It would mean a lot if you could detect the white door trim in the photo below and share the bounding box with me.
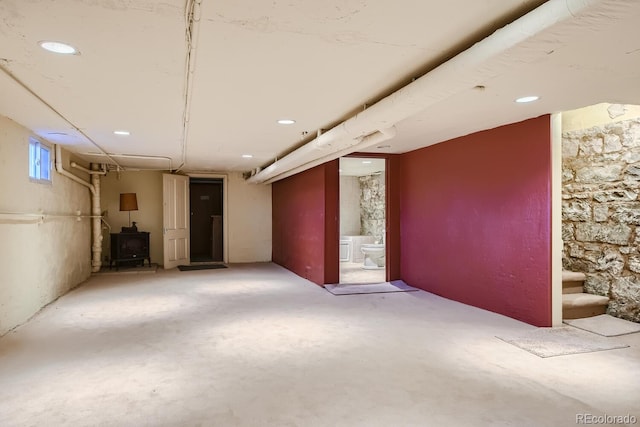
[551,113,563,326]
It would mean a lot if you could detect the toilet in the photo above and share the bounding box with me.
[340,235,376,263]
[361,244,385,269]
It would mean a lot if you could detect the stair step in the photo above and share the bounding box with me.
[562,292,609,320]
[562,293,609,307]
[562,270,586,283]
[563,285,584,294]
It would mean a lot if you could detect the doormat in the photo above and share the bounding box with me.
[324,280,419,295]
[178,264,228,271]
[496,326,629,358]
[564,314,640,337]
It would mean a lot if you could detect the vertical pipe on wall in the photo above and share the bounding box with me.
[90,163,102,273]
[55,145,102,273]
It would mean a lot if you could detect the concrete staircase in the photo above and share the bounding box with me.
[562,271,609,319]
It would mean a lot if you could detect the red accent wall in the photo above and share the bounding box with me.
[272,161,339,285]
[399,116,552,326]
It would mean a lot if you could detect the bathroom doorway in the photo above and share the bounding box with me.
[339,157,387,284]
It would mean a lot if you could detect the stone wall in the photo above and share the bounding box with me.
[563,117,640,322]
[359,173,385,241]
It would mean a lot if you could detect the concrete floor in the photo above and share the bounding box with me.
[0,262,638,427]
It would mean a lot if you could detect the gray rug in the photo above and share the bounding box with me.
[178,264,227,271]
[564,314,640,337]
[497,326,629,358]
[324,280,419,295]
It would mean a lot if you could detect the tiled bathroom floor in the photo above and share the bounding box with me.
[339,261,385,284]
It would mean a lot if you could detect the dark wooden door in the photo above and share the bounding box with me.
[189,181,223,261]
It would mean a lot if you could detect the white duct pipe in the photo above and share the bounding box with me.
[247,123,353,183]
[55,145,102,272]
[247,0,613,184]
[263,127,397,184]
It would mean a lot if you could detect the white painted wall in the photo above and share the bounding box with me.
[100,171,272,265]
[100,170,164,266]
[562,103,640,132]
[227,172,272,262]
[340,176,360,236]
[0,115,91,335]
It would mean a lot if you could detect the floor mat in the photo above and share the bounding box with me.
[496,326,629,358]
[324,280,419,295]
[178,264,228,271]
[564,314,640,337]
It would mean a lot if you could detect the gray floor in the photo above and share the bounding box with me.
[1,263,638,427]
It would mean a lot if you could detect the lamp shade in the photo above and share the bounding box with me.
[119,193,138,211]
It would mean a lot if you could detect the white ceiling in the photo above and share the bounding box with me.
[1,0,640,177]
[340,157,385,177]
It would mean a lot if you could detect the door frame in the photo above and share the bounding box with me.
[187,173,229,264]
[551,113,563,326]
[341,152,401,282]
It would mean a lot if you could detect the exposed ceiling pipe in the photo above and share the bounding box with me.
[0,63,123,170]
[71,162,107,175]
[247,0,619,184]
[55,145,96,196]
[175,0,202,173]
[81,152,173,170]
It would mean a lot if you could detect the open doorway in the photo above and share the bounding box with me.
[339,157,386,284]
[558,103,640,325]
[189,178,224,263]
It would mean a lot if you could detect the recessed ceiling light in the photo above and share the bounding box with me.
[277,119,296,125]
[362,160,372,164]
[39,41,78,55]
[113,130,130,136]
[515,95,540,103]
[376,144,391,149]
[242,154,253,158]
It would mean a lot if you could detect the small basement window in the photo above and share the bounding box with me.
[29,138,51,183]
